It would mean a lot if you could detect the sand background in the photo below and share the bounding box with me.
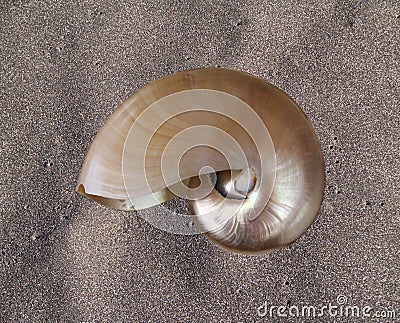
[1,0,399,321]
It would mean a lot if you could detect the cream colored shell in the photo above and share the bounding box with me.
[77,68,325,255]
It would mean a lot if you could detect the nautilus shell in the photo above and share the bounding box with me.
[77,68,324,255]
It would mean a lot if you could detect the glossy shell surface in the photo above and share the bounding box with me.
[77,68,325,254]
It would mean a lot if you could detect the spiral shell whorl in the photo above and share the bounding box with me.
[76,68,324,255]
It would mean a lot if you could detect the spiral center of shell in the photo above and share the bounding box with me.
[215,167,256,200]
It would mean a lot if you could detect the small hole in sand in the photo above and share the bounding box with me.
[44,160,54,167]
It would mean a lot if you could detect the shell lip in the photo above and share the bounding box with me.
[76,184,135,211]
